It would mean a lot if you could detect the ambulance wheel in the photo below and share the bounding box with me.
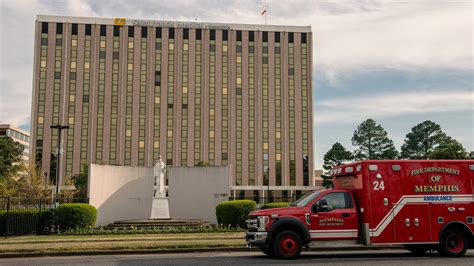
[438,229,468,257]
[259,247,275,257]
[272,230,302,259]
[404,244,430,255]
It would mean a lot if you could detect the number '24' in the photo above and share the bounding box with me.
[373,180,385,191]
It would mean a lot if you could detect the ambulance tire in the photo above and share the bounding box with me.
[438,229,468,257]
[404,244,430,255]
[259,247,275,257]
[272,230,303,259]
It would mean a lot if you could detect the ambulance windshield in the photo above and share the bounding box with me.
[290,190,323,207]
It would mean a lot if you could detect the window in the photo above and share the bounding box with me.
[72,24,78,35]
[210,30,215,40]
[236,30,242,41]
[249,31,254,42]
[169,28,174,39]
[85,24,91,35]
[183,28,189,39]
[56,23,63,34]
[100,25,106,36]
[223,30,228,41]
[156,27,162,38]
[196,29,201,40]
[289,32,294,43]
[275,32,280,43]
[113,26,120,36]
[315,192,354,211]
[42,22,48,34]
[128,27,134,37]
[262,31,268,42]
[302,33,307,43]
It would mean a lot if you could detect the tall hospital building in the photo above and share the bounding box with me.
[31,15,314,197]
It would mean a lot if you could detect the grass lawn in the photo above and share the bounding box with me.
[0,232,247,254]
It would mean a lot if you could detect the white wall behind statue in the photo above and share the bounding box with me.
[168,166,230,224]
[88,164,154,226]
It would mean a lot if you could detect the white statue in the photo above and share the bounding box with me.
[153,155,166,197]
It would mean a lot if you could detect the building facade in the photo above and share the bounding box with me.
[0,124,30,163]
[31,15,314,197]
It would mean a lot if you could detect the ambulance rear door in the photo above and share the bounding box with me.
[366,162,395,244]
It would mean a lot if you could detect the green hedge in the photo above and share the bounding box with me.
[216,200,256,228]
[260,202,290,209]
[0,209,54,236]
[61,225,244,235]
[55,203,97,230]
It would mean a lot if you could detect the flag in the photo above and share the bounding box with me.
[261,9,266,16]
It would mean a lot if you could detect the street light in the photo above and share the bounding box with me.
[49,124,69,197]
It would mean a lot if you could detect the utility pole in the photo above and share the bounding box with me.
[50,124,69,197]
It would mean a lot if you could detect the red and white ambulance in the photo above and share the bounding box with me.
[245,160,474,259]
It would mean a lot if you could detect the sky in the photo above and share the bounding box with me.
[0,0,473,169]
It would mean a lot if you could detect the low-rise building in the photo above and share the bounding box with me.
[0,124,30,162]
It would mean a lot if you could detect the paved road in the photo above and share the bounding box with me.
[1,250,473,265]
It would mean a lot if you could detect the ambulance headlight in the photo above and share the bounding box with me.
[257,216,269,231]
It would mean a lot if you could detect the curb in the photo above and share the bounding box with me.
[0,246,406,258]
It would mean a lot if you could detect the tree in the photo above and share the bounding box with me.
[351,119,398,160]
[16,159,52,199]
[400,120,447,159]
[0,136,24,178]
[321,143,354,188]
[71,165,88,198]
[429,137,469,159]
[195,161,210,167]
[0,175,21,197]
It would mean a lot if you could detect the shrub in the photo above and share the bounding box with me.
[0,209,53,236]
[55,203,97,230]
[261,202,290,210]
[61,225,245,235]
[216,200,256,228]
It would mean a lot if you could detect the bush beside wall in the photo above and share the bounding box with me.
[54,203,97,230]
[216,200,256,228]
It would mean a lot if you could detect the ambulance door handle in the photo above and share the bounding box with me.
[342,213,350,218]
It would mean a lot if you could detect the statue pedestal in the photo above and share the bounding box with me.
[150,195,170,219]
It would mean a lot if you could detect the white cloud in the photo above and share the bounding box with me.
[315,90,474,124]
[0,0,472,130]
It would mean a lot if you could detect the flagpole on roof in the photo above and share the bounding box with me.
[261,4,268,25]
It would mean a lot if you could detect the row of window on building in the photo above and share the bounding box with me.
[0,129,30,143]
[41,22,308,43]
